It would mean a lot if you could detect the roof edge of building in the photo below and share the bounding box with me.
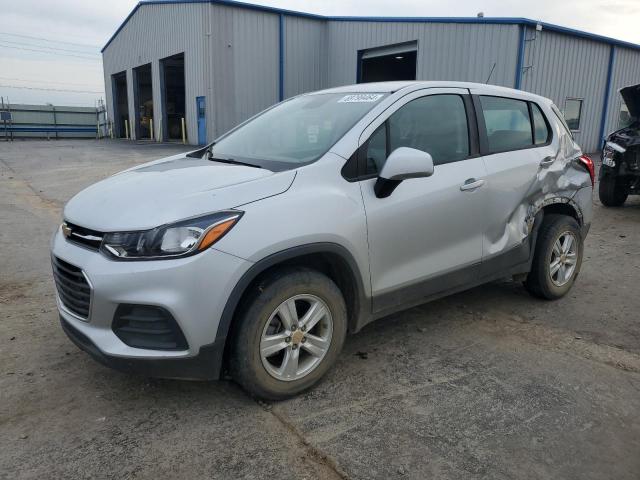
[101,0,640,54]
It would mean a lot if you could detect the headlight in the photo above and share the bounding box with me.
[602,148,616,168]
[100,210,243,260]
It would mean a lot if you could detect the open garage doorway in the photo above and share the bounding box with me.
[160,53,186,141]
[133,63,153,140]
[112,71,129,138]
[359,41,417,83]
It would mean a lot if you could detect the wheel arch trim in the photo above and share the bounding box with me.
[212,242,371,378]
[528,196,584,226]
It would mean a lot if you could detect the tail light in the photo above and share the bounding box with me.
[578,154,595,187]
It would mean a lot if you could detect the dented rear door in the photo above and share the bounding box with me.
[472,92,560,263]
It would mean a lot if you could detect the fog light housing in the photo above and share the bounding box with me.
[112,304,188,351]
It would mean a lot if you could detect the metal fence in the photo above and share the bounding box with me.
[0,102,108,140]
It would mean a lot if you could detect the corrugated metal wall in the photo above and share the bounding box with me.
[326,22,519,88]
[102,3,640,149]
[604,46,640,137]
[283,16,328,98]
[520,27,611,152]
[102,3,207,143]
[206,4,280,137]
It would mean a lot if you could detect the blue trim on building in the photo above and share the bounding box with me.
[101,0,640,53]
[514,25,526,89]
[279,13,284,101]
[598,45,616,146]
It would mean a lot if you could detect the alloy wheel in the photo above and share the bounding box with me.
[260,294,333,381]
[549,231,578,287]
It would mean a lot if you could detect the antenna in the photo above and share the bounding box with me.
[485,62,496,84]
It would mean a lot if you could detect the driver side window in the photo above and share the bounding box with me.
[364,94,470,175]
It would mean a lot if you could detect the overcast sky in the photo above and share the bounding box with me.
[1,0,639,107]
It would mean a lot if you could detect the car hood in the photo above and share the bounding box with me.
[620,83,640,121]
[63,154,296,231]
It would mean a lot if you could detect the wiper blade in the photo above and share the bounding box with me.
[210,156,262,169]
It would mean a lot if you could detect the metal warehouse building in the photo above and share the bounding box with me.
[102,0,640,152]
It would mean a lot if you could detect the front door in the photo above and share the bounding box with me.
[196,96,206,145]
[358,89,487,314]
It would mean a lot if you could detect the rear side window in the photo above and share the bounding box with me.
[531,103,551,145]
[480,96,532,153]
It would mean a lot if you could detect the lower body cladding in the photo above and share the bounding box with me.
[51,228,251,380]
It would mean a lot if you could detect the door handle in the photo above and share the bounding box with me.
[539,155,556,166]
[460,178,485,191]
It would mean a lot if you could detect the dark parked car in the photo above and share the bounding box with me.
[600,83,640,206]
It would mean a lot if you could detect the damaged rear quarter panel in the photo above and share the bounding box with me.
[482,103,591,259]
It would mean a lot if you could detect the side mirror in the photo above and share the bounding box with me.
[374,147,434,198]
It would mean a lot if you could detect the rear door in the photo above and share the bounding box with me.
[357,88,488,314]
[470,91,556,267]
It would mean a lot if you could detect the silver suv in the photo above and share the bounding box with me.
[51,82,594,399]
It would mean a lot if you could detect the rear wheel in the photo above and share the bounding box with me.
[599,173,628,207]
[231,268,347,400]
[525,214,583,300]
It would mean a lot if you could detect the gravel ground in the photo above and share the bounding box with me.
[1,139,639,480]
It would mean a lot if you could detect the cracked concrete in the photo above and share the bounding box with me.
[1,140,639,479]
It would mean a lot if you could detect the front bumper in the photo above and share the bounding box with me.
[51,226,252,379]
[60,315,226,379]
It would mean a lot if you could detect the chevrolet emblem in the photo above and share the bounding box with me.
[61,223,72,238]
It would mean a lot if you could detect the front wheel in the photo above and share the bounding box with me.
[230,268,347,400]
[525,214,583,300]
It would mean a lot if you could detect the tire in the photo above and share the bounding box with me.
[524,214,583,300]
[230,267,347,400]
[599,173,628,207]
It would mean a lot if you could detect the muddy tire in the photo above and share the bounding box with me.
[230,268,347,400]
[599,173,627,207]
[525,214,583,300]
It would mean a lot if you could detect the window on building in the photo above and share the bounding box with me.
[531,103,551,145]
[364,94,470,174]
[564,98,583,131]
[480,96,532,153]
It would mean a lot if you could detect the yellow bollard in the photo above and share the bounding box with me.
[124,119,129,140]
[181,117,186,144]
[150,118,154,141]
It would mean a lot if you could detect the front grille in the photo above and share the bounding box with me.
[113,304,188,350]
[63,222,103,251]
[52,256,91,319]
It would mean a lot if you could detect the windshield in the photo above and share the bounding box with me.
[211,93,387,169]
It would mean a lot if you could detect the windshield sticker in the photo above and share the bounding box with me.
[338,94,384,103]
[307,125,320,144]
